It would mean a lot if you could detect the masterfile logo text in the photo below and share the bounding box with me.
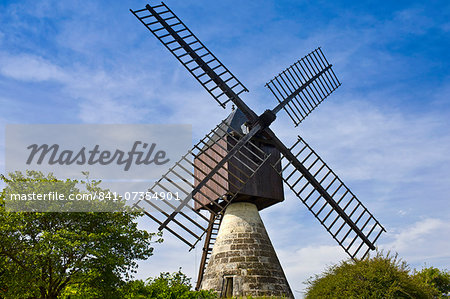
[6,124,191,180]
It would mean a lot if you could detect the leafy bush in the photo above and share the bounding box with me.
[119,270,217,299]
[413,267,450,298]
[305,252,439,298]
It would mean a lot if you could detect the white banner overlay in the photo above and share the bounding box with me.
[4,124,192,212]
[6,124,191,180]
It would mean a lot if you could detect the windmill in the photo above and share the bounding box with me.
[130,2,385,298]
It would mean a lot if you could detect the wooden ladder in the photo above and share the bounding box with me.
[195,212,223,290]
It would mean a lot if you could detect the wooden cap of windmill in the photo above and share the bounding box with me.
[201,201,294,298]
[193,108,285,212]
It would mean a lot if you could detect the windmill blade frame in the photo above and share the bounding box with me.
[133,119,270,249]
[266,48,341,126]
[130,3,249,110]
[271,135,386,259]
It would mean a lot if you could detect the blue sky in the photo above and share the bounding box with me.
[1,0,449,297]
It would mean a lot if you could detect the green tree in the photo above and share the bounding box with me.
[413,267,450,298]
[0,171,162,299]
[304,252,438,298]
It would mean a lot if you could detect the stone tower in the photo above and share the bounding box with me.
[201,202,293,298]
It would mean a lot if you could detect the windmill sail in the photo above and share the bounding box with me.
[133,120,270,249]
[266,48,341,126]
[272,136,385,259]
[131,3,248,108]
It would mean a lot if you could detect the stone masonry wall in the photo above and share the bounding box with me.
[201,202,293,298]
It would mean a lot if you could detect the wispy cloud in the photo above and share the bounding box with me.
[299,99,450,184]
[384,218,446,252]
[0,53,68,82]
[0,51,159,123]
[279,245,347,295]
[380,217,450,266]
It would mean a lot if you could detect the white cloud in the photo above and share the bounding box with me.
[0,49,226,126]
[299,100,450,184]
[380,217,450,264]
[384,218,445,252]
[0,53,68,82]
[0,52,161,123]
[278,245,347,295]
